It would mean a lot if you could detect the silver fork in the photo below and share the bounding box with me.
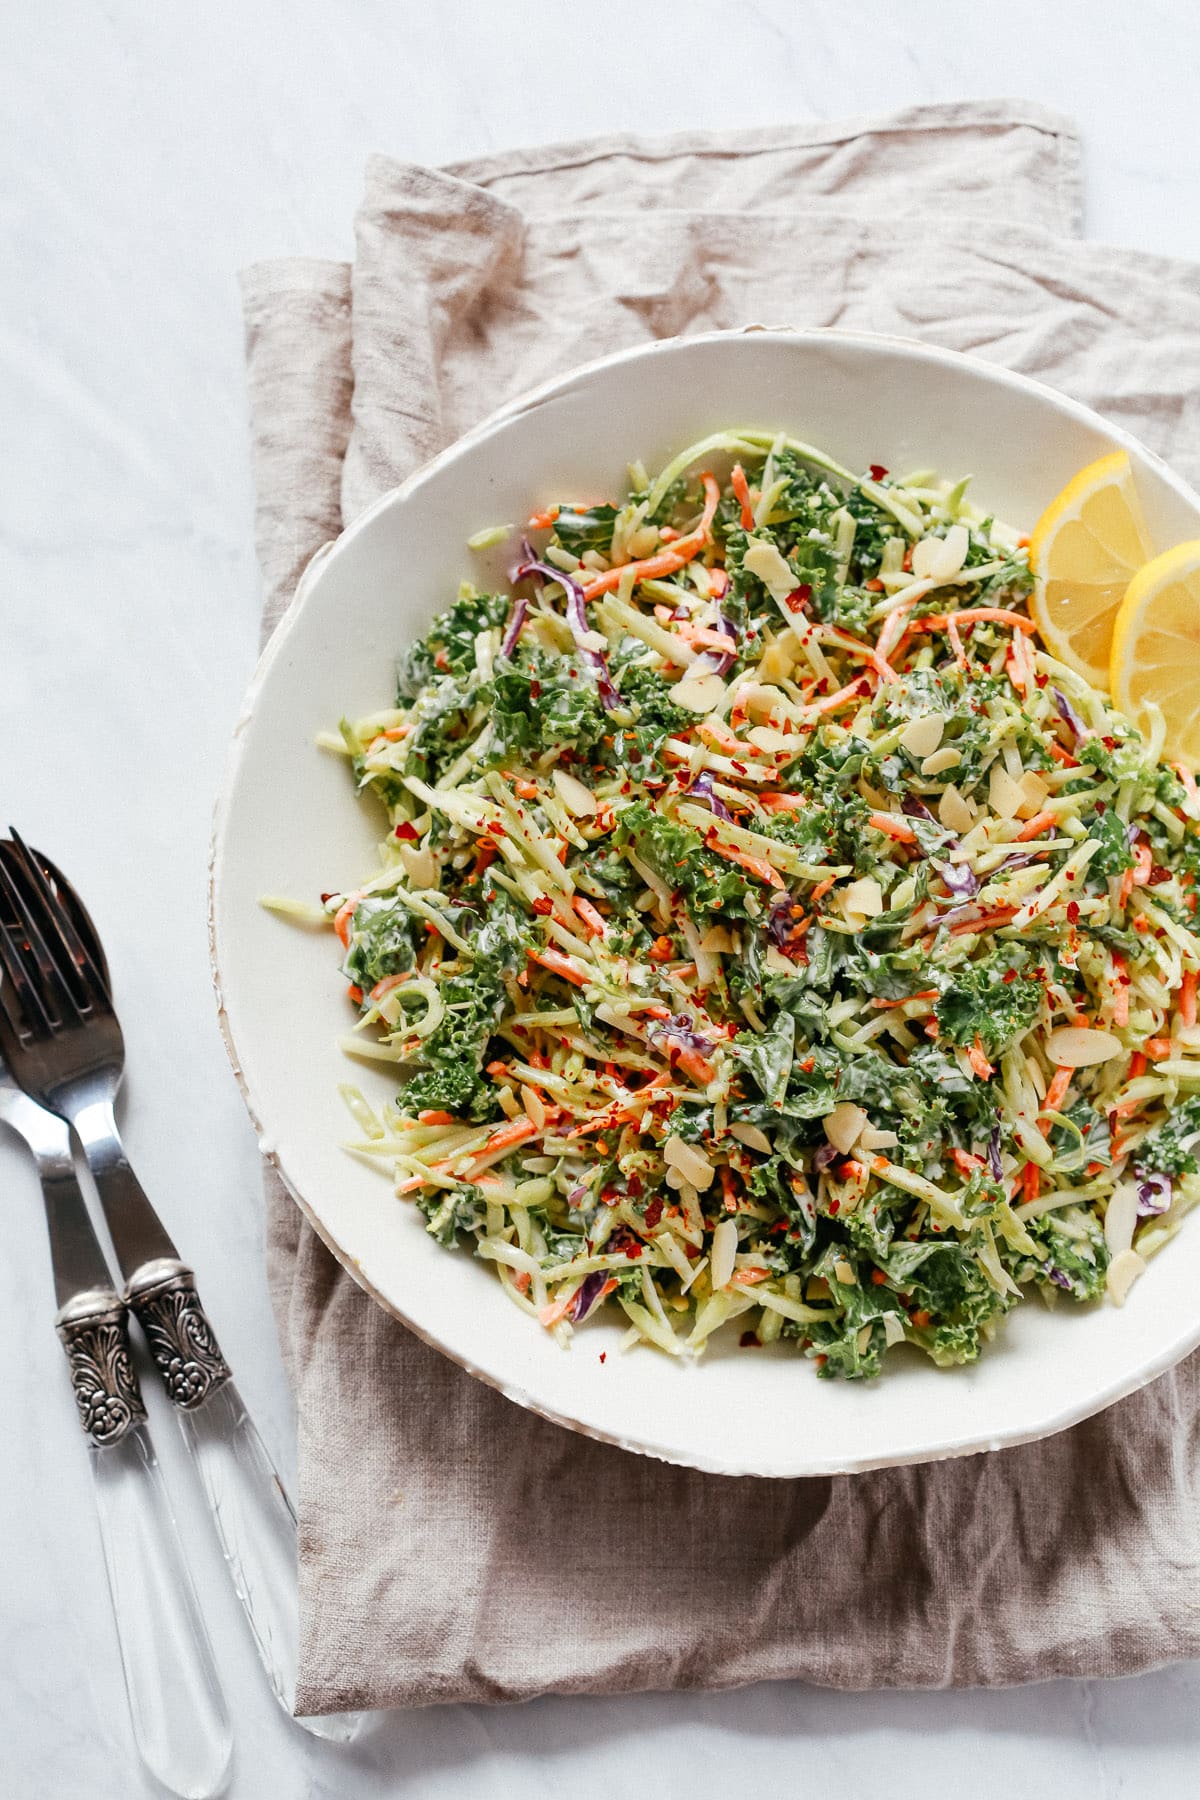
[1,1034,231,1796]
[0,833,358,1741]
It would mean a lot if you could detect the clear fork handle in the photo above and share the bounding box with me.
[89,1423,233,1799]
[174,1379,362,1742]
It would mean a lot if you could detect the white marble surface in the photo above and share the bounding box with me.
[2,2,1200,1794]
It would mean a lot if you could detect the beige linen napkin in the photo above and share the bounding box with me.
[240,103,1200,1716]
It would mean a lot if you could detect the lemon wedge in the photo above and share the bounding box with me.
[1028,450,1151,689]
[1110,540,1200,767]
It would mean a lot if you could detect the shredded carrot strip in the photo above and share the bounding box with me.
[572,896,607,937]
[582,472,720,600]
[676,1047,716,1086]
[949,905,1018,936]
[966,1036,994,1079]
[474,1117,540,1158]
[1174,762,1200,805]
[1181,970,1198,1029]
[1016,810,1057,841]
[1145,1038,1174,1060]
[369,972,411,1001]
[1022,1162,1041,1204]
[526,507,559,529]
[757,793,807,814]
[333,891,364,947]
[730,462,756,530]
[729,1268,769,1287]
[417,1110,457,1126]
[1047,739,1079,768]
[868,811,918,844]
[1039,1066,1072,1133]
[812,675,875,715]
[1133,842,1153,887]
[706,837,786,888]
[527,946,591,987]
[826,624,899,686]
[911,607,1039,635]
[1111,953,1130,1028]
[1128,1052,1147,1080]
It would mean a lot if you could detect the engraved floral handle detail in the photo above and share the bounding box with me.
[55,1288,146,1446]
[125,1259,231,1409]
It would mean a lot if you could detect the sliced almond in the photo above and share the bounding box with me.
[899,713,944,759]
[729,1121,772,1154]
[398,842,436,889]
[842,877,884,922]
[1044,1026,1124,1068]
[520,1085,547,1131]
[747,724,793,753]
[823,1101,867,1155]
[710,1218,739,1290]
[1016,771,1050,818]
[858,1125,900,1150]
[1106,1247,1146,1307]
[912,523,969,583]
[672,672,728,714]
[758,632,797,682]
[989,764,1024,821]
[552,768,597,817]
[890,877,917,911]
[921,746,962,778]
[743,539,797,604]
[663,1134,715,1190]
[883,1310,906,1346]
[833,1258,857,1286]
[938,784,975,834]
[698,924,737,954]
[1104,1181,1138,1256]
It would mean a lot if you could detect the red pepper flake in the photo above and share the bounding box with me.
[870,1269,888,1286]
[786,584,813,612]
[869,464,888,481]
[1066,900,1080,923]
[347,984,363,1005]
[529,680,541,699]
[827,1197,840,1215]
[1102,736,1117,750]
[1002,968,1017,984]
[434,648,450,670]
[423,920,437,935]
[531,895,553,916]
[815,1353,828,1368]
[393,821,419,842]
[1095,800,1106,814]
[1034,673,1048,688]
[739,1330,761,1348]
[599,1351,607,1364]
[644,1197,664,1229]
[320,891,335,903]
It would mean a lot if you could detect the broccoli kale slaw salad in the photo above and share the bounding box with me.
[283,429,1200,1381]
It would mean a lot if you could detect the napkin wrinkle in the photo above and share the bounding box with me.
[239,103,1200,1713]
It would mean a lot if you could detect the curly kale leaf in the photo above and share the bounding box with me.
[1085,807,1135,878]
[417,1183,489,1246]
[550,503,619,556]
[397,589,510,698]
[935,951,1043,1058]
[1132,1096,1200,1177]
[489,650,608,759]
[343,899,419,991]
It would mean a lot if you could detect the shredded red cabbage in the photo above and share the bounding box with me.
[500,596,528,658]
[689,612,738,679]
[1135,1172,1172,1216]
[987,1128,1003,1180]
[688,769,733,822]
[648,1013,715,1056]
[1052,688,1090,740]
[934,858,980,899]
[515,555,619,711]
[568,1270,612,1322]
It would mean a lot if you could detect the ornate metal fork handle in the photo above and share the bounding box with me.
[124,1258,232,1410]
[54,1284,147,1445]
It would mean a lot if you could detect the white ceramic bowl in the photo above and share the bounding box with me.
[211,328,1200,1478]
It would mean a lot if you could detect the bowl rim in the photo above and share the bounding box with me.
[210,324,1200,1477]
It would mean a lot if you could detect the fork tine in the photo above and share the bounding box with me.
[0,843,85,1028]
[7,830,110,1005]
[0,858,54,1038]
